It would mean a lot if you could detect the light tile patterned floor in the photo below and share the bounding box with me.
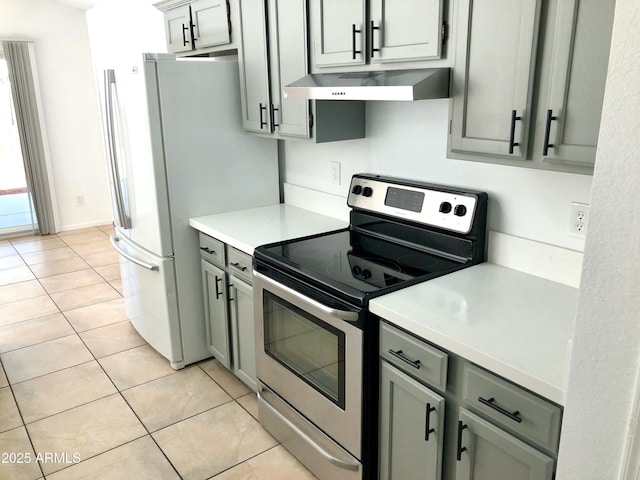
[0,225,317,480]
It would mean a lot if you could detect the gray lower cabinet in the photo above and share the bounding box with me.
[201,259,230,368]
[200,233,257,391]
[455,408,554,480]
[448,0,615,174]
[228,273,257,391]
[379,320,562,479]
[237,0,364,142]
[379,361,445,480]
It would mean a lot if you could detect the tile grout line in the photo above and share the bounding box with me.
[3,228,275,479]
[1,228,135,478]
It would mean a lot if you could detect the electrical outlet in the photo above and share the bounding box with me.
[330,161,341,185]
[569,202,589,239]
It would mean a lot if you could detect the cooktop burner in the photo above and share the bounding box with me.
[256,228,464,300]
[254,174,488,307]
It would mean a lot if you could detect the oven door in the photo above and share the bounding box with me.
[253,269,363,461]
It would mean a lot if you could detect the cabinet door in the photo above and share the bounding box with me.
[449,0,542,159]
[369,0,443,63]
[237,0,272,133]
[310,0,366,67]
[455,409,554,480]
[379,361,445,480]
[201,260,231,369]
[267,0,311,138]
[229,275,257,392]
[191,0,230,49]
[535,0,615,169]
[164,5,193,53]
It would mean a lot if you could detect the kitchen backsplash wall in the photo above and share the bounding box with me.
[283,99,593,252]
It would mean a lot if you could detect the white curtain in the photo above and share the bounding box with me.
[2,41,55,235]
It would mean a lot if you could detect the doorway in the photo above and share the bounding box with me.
[0,54,37,237]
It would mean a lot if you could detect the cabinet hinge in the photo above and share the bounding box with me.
[309,112,314,129]
[441,22,448,43]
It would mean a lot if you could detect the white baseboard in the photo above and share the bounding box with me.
[57,219,113,233]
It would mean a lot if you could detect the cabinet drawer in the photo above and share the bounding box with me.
[227,247,253,284]
[462,363,562,453]
[199,233,226,268]
[379,321,448,392]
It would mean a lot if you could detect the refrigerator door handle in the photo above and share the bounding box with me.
[104,70,132,230]
[110,235,159,271]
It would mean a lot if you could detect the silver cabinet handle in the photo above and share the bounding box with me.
[254,270,359,322]
[110,236,159,271]
[257,388,360,471]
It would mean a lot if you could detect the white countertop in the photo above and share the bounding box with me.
[369,263,578,405]
[189,204,348,255]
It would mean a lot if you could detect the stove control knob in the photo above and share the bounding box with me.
[361,269,372,279]
[362,187,373,197]
[454,204,467,217]
[351,185,363,195]
[439,201,452,214]
[352,265,362,276]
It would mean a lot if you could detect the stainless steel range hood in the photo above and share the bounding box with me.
[283,68,450,101]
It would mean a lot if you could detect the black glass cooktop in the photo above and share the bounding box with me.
[254,228,466,305]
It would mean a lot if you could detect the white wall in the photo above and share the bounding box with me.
[85,1,165,75]
[284,99,593,253]
[557,0,640,478]
[0,0,112,231]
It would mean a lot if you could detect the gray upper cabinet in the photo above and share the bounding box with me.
[310,0,443,68]
[449,0,615,174]
[237,0,310,138]
[369,0,444,63]
[449,0,542,160]
[155,0,233,56]
[455,408,555,480]
[310,0,366,67]
[163,5,193,54]
[238,0,365,142]
[237,0,272,134]
[190,0,231,49]
[533,0,615,171]
[379,361,445,480]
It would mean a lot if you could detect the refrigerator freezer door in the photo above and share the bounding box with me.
[111,231,184,368]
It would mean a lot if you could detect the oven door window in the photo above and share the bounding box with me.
[263,292,346,409]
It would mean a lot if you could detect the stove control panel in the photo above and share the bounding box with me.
[347,175,480,234]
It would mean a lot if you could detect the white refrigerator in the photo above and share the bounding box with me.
[102,53,278,369]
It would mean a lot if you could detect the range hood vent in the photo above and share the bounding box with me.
[283,68,450,101]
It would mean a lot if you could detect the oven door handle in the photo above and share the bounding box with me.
[254,270,360,323]
[257,387,360,471]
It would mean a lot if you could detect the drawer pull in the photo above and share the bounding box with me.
[388,349,421,370]
[200,246,216,255]
[456,421,467,461]
[230,262,247,272]
[424,403,436,441]
[478,396,522,423]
